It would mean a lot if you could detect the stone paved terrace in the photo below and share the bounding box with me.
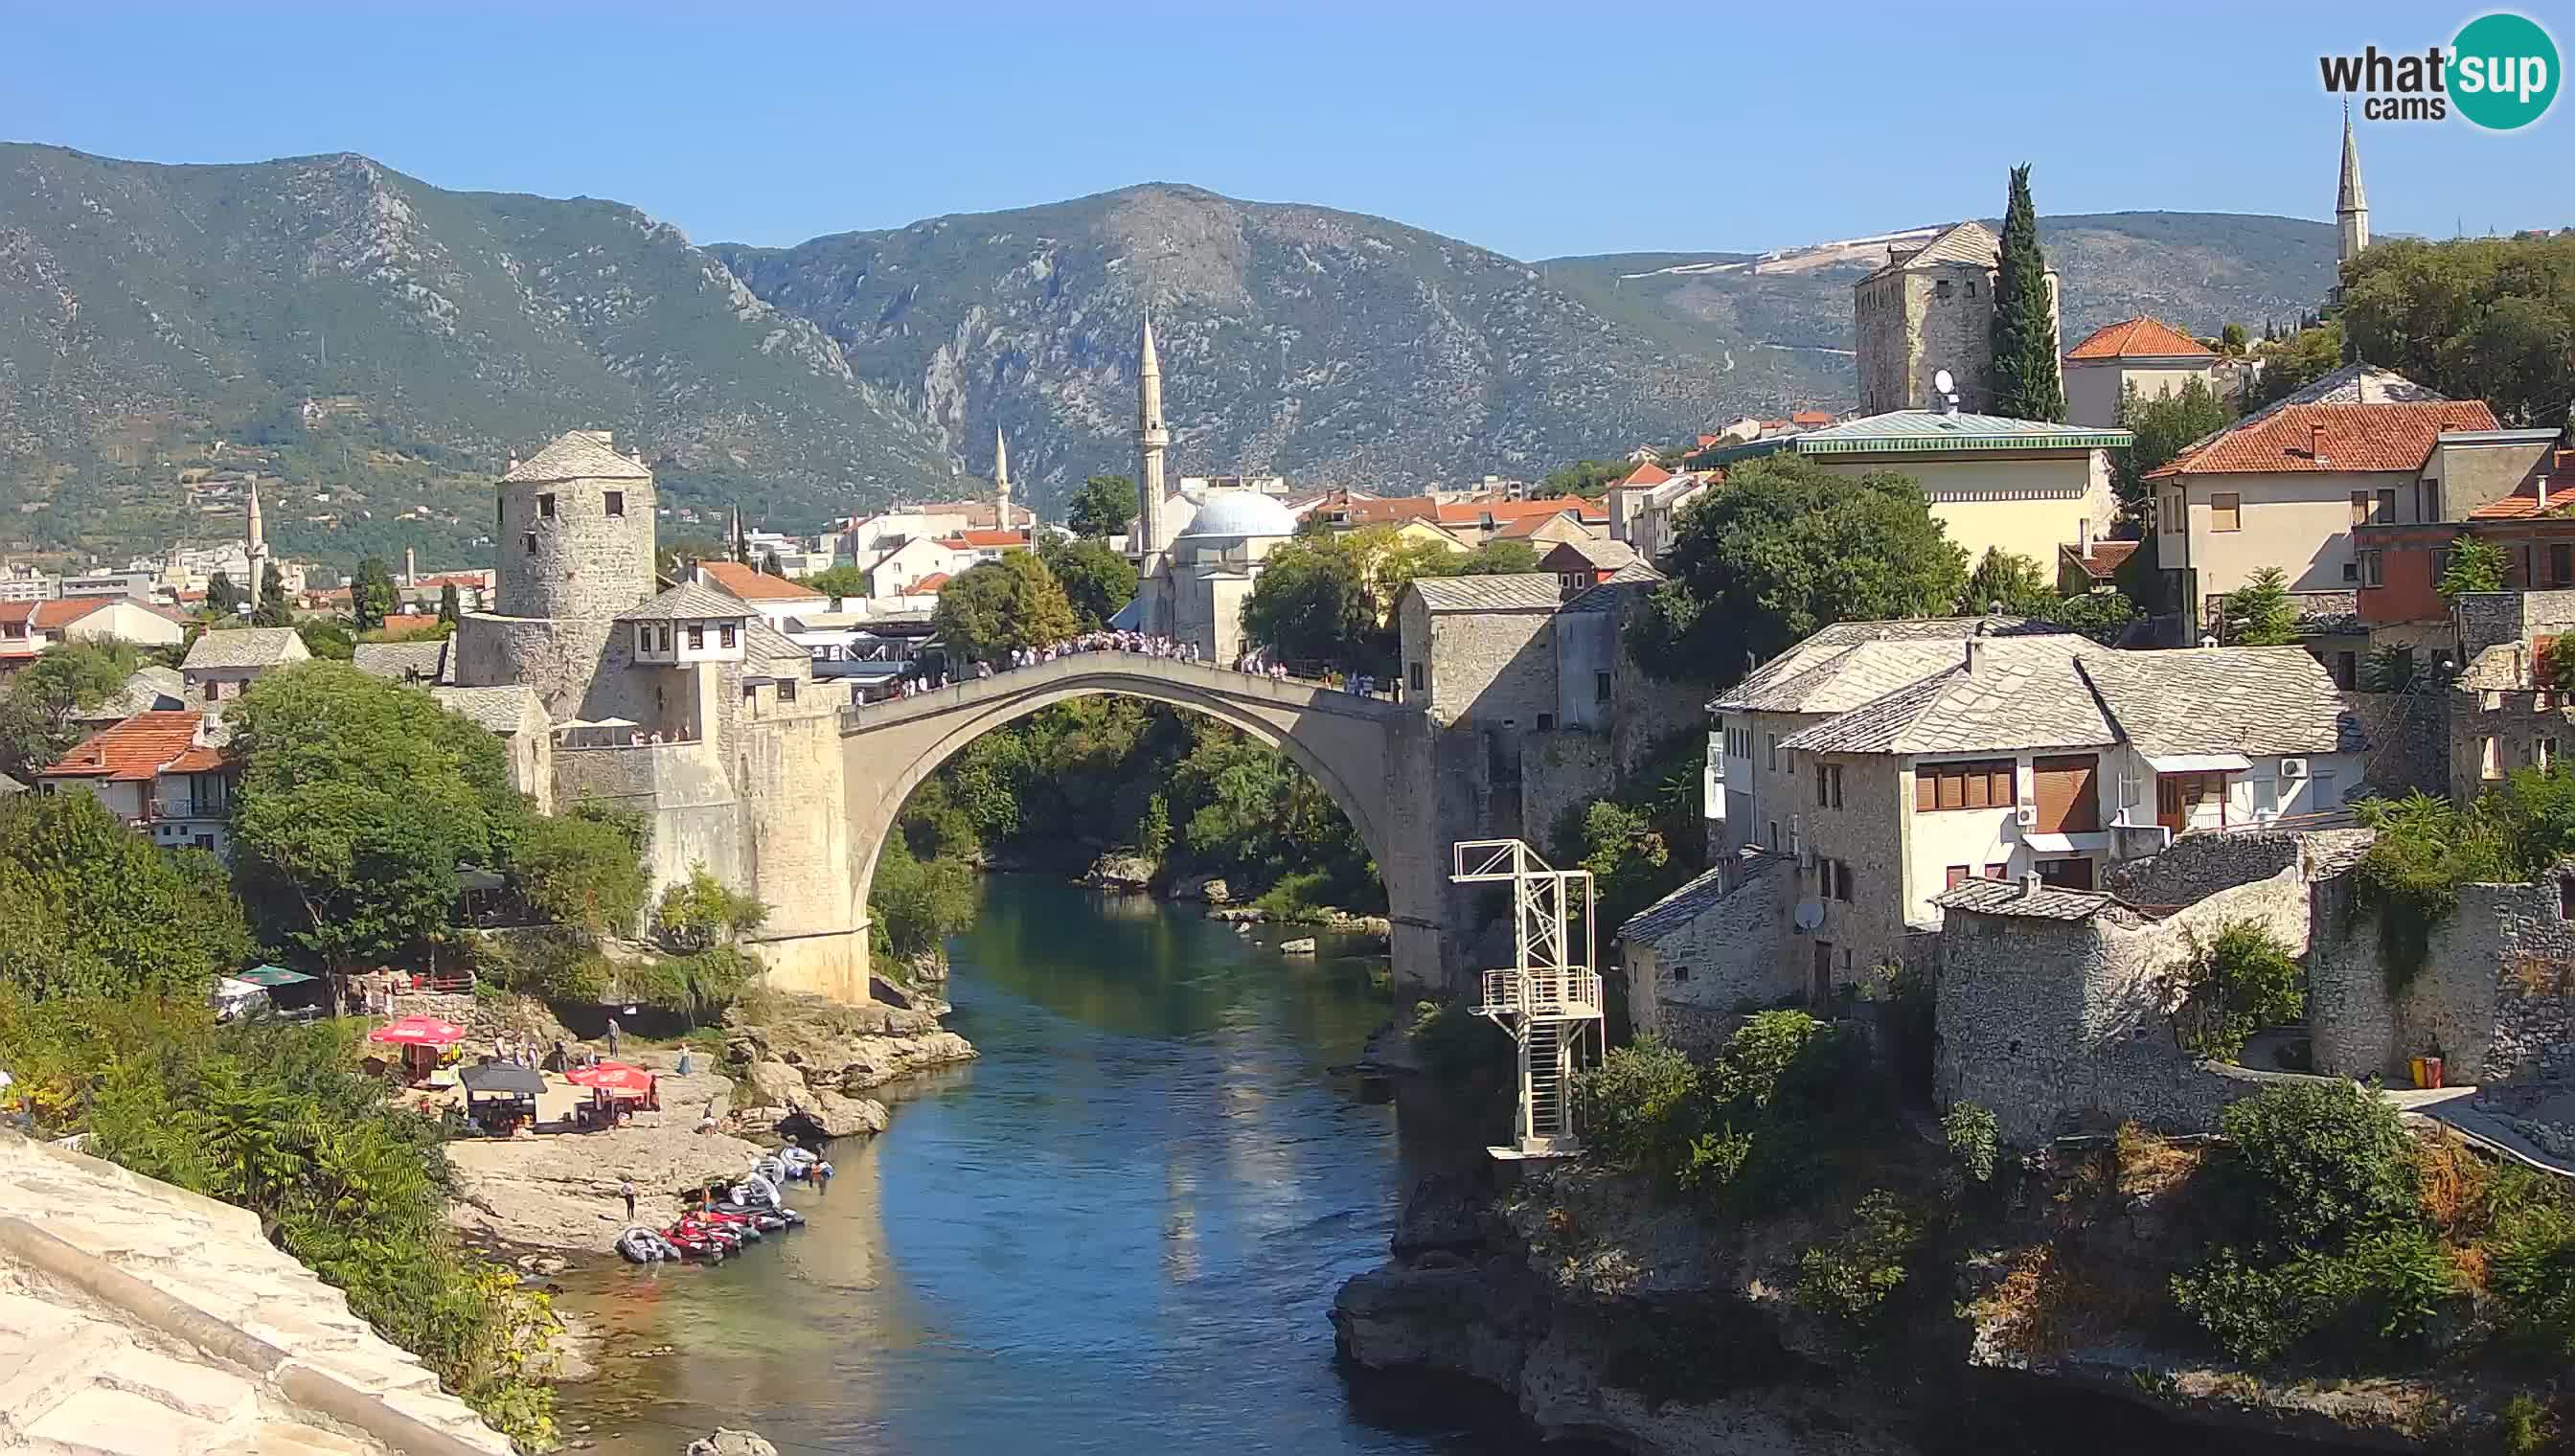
[0,1131,514,1456]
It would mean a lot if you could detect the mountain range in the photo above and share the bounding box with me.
[0,143,2342,570]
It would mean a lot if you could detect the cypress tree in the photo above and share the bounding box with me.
[1988,164,2066,421]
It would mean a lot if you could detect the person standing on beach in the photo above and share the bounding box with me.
[605,1015,621,1058]
[621,1178,636,1220]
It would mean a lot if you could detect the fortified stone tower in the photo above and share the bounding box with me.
[494,429,656,620]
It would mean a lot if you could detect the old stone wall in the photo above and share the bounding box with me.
[2454,588,2575,660]
[2451,687,2575,801]
[456,613,629,723]
[734,704,866,1003]
[1426,609,1560,729]
[1520,730,1615,857]
[554,739,743,898]
[1799,750,1909,989]
[2311,873,2575,1084]
[1938,866,2321,1143]
[1627,865,1795,1058]
[2342,688,2449,798]
[2104,831,2303,905]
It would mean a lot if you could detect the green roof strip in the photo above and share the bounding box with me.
[1790,410,2131,455]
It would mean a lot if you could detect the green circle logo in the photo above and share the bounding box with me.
[2452,11,2560,129]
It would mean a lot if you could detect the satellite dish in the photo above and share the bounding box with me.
[1932,368,1956,396]
[1793,900,1826,933]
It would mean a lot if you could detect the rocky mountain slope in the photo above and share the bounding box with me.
[0,146,2340,565]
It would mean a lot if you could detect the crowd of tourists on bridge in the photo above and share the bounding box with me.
[871,629,1394,705]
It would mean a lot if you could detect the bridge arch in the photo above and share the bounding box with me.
[839,654,1451,993]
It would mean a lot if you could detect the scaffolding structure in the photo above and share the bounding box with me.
[1454,838,1603,1159]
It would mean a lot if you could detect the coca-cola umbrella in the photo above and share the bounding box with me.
[565,1061,655,1098]
[368,1014,467,1047]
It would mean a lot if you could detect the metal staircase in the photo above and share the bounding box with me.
[1454,838,1603,1159]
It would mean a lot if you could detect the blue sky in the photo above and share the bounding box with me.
[7,1,2566,259]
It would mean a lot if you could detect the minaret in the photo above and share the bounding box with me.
[243,475,268,613]
[1137,315,1169,564]
[992,429,1013,534]
[2336,104,2370,271]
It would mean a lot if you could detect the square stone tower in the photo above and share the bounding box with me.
[1854,220,2060,416]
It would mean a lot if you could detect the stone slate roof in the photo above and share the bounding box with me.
[1410,574,1565,613]
[1863,220,1998,280]
[430,685,545,735]
[1778,640,2114,755]
[1931,876,2127,921]
[2078,646,2366,756]
[1543,535,1641,571]
[1620,851,1791,945]
[616,581,752,623]
[92,666,185,719]
[1707,617,2060,716]
[502,430,651,484]
[180,626,306,671]
[744,620,814,669]
[1561,561,1664,614]
[353,639,452,684]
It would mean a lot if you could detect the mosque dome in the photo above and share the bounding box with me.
[1174,490,1297,539]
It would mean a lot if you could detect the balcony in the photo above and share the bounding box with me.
[1475,968,1605,1020]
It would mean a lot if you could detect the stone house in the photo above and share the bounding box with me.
[2145,364,2509,629]
[34,709,238,854]
[179,626,310,703]
[2060,315,2221,430]
[1622,851,1796,1057]
[2441,589,2575,798]
[1539,535,1641,595]
[2350,432,2573,655]
[1673,619,2367,1009]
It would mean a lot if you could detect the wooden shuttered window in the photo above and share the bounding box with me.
[1915,759,2015,812]
[2030,755,2101,833]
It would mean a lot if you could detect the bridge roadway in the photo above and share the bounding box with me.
[837,648,1457,994]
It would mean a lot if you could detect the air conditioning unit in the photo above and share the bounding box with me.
[2014,804,2039,828]
[2279,757,2310,780]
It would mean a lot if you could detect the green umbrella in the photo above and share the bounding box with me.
[235,965,316,988]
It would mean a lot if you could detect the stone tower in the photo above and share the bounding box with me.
[1853,220,2017,415]
[992,428,1013,533]
[494,430,656,620]
[242,475,269,613]
[1137,315,1170,570]
[2336,105,2370,271]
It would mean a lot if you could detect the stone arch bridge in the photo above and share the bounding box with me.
[838,652,1462,994]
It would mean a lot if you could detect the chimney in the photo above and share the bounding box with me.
[2076,516,2092,555]
[2540,475,2552,512]
[1965,637,1988,674]
[2021,870,2043,899]
[2310,422,2331,467]
[403,546,416,586]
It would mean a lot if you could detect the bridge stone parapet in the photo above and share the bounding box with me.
[840,651,1469,996]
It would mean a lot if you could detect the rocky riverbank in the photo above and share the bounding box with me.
[1333,1158,2505,1455]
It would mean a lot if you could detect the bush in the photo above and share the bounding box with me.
[2500,1393,2554,1456]
[1795,1191,1925,1329]
[1253,868,1337,922]
[2171,1228,2456,1364]
[653,861,769,953]
[1944,1103,2000,1183]
[511,808,650,936]
[2176,921,2305,1061]
[2216,1081,2417,1254]
[1578,1036,1700,1170]
[2489,1198,2575,1356]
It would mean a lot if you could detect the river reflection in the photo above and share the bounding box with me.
[557,876,1558,1456]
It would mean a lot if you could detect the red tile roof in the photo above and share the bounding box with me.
[2060,539,2141,580]
[1620,462,1674,489]
[2147,400,2502,479]
[2467,449,2575,519]
[907,572,950,594]
[378,614,440,634]
[1433,495,1603,527]
[1695,434,1722,450]
[1790,409,1835,426]
[697,559,830,602]
[1494,510,1584,540]
[37,711,217,783]
[1339,497,1440,525]
[31,599,108,630]
[939,529,1032,549]
[2065,316,2217,361]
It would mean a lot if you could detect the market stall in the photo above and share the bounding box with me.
[457,1061,545,1135]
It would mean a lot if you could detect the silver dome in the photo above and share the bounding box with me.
[1174,490,1297,539]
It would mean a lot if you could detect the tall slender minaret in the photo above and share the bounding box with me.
[243,474,269,614]
[2337,103,2370,271]
[992,428,1013,534]
[1137,315,1169,566]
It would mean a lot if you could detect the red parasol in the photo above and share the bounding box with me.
[564,1061,655,1097]
[368,1014,466,1047]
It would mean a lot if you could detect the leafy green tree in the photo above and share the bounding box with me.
[2220,322,2249,355]
[868,833,977,958]
[1438,540,1543,576]
[2248,322,2347,410]
[653,862,769,953]
[2036,588,2140,646]
[206,571,240,616]
[1037,535,1141,629]
[0,793,255,998]
[930,551,1081,664]
[437,581,461,625]
[2439,537,2510,597]
[228,664,523,970]
[799,564,873,601]
[760,550,786,578]
[0,641,139,782]
[1540,459,1636,498]
[1959,547,2056,615]
[349,557,398,632]
[2222,565,2299,646]
[1243,525,1484,671]
[2176,921,2306,1060]
[2114,375,2233,518]
[296,621,355,660]
[1628,454,1969,680]
[2342,233,2575,426]
[1067,475,1137,539]
[252,563,293,626]
[510,811,650,936]
[1988,164,2065,421]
